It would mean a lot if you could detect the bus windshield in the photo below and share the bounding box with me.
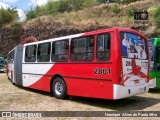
[120,32,147,59]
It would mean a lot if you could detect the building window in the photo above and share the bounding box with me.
[25,45,37,62]
[51,40,69,62]
[71,36,94,61]
[37,43,51,62]
[97,33,111,60]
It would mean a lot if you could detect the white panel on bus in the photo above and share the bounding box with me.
[29,75,42,88]
[22,74,30,87]
[36,64,53,75]
[23,64,37,74]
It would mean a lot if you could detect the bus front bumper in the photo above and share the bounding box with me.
[113,83,149,99]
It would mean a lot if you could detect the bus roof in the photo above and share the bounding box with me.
[23,27,146,46]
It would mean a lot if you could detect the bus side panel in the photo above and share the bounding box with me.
[65,78,113,99]
[28,75,50,91]
[22,64,53,91]
[26,63,113,99]
[14,46,23,86]
[63,63,113,99]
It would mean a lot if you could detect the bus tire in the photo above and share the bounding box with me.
[52,77,67,99]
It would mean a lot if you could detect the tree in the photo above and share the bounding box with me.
[83,0,98,8]
[0,8,18,27]
[97,0,109,4]
[26,8,36,20]
[45,1,60,14]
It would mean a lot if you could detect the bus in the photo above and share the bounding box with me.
[148,38,160,88]
[7,27,149,100]
[0,56,5,72]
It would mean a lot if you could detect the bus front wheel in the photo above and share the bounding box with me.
[52,77,67,99]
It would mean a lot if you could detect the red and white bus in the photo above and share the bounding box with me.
[7,27,149,100]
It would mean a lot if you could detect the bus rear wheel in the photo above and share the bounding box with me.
[52,77,67,99]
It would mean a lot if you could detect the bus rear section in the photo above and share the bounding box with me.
[113,30,149,99]
[148,38,160,88]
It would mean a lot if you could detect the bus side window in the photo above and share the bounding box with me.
[7,50,15,63]
[25,45,37,62]
[70,36,94,61]
[51,40,69,62]
[37,43,51,62]
[96,33,111,60]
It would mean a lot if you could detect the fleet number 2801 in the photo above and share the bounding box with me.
[94,68,111,75]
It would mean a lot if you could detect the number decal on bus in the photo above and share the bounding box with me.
[126,61,136,66]
[94,68,111,75]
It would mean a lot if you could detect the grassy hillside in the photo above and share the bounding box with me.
[23,0,160,37]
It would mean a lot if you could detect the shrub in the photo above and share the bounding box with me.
[83,0,98,8]
[11,22,24,28]
[126,7,134,17]
[149,6,160,27]
[152,6,160,27]
[112,5,120,14]
[154,14,160,27]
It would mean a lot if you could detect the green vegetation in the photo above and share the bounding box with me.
[114,0,137,4]
[26,0,99,20]
[25,0,140,20]
[26,8,36,20]
[0,8,18,27]
[10,22,24,29]
[153,6,160,27]
[126,7,134,17]
[111,5,120,14]
[148,5,160,28]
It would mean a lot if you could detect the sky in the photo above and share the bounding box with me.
[0,0,48,11]
[0,0,48,21]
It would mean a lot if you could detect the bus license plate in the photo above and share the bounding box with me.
[134,80,140,84]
